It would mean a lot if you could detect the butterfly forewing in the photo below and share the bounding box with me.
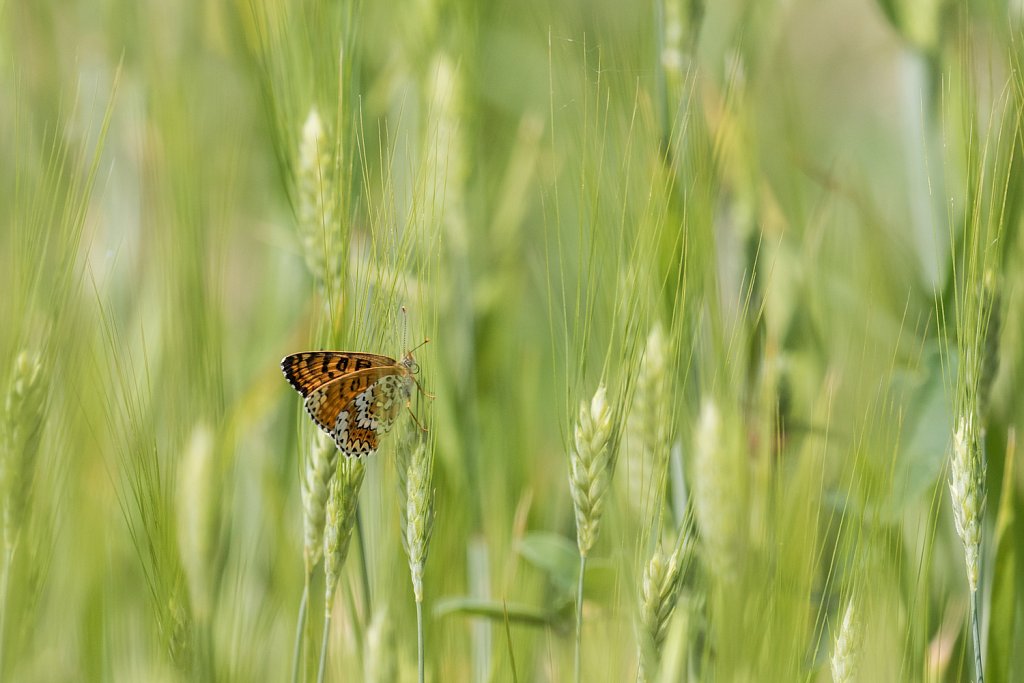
[281,351,398,396]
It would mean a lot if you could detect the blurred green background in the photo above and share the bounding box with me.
[1,0,1023,680]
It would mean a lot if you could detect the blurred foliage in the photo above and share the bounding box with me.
[1,0,1023,681]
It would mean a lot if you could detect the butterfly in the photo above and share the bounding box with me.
[281,344,429,458]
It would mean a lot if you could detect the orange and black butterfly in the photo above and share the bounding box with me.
[281,345,427,458]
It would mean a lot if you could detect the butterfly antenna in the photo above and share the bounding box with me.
[408,337,431,356]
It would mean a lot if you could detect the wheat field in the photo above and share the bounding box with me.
[2,0,1023,681]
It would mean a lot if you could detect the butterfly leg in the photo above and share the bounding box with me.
[412,377,436,400]
[406,403,429,433]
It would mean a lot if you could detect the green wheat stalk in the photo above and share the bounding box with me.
[568,384,614,683]
[622,322,672,520]
[0,351,44,672]
[363,606,397,683]
[296,107,343,296]
[830,594,861,683]
[638,522,693,682]
[949,412,986,683]
[317,456,365,683]
[175,424,219,677]
[290,101,345,683]
[398,434,436,683]
[0,352,44,556]
[292,432,338,683]
[692,397,745,581]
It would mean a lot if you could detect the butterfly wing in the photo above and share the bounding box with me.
[304,366,413,458]
[281,351,398,397]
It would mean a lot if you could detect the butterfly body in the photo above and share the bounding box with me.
[282,351,418,458]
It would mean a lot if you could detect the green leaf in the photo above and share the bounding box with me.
[433,597,568,634]
[516,532,580,596]
[888,343,956,515]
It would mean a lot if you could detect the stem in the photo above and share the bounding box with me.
[971,588,984,683]
[468,537,491,681]
[0,546,11,676]
[196,619,215,681]
[316,610,331,683]
[291,579,309,683]
[416,598,425,683]
[653,0,668,147]
[355,505,372,619]
[574,555,586,683]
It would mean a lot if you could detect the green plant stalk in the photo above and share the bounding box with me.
[316,610,331,683]
[971,431,986,683]
[502,601,520,683]
[0,546,11,675]
[356,506,372,619]
[972,588,984,683]
[401,436,434,683]
[292,579,309,683]
[574,555,586,683]
[196,617,216,681]
[416,597,425,683]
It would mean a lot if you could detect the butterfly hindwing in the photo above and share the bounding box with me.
[304,367,414,458]
[282,351,398,397]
